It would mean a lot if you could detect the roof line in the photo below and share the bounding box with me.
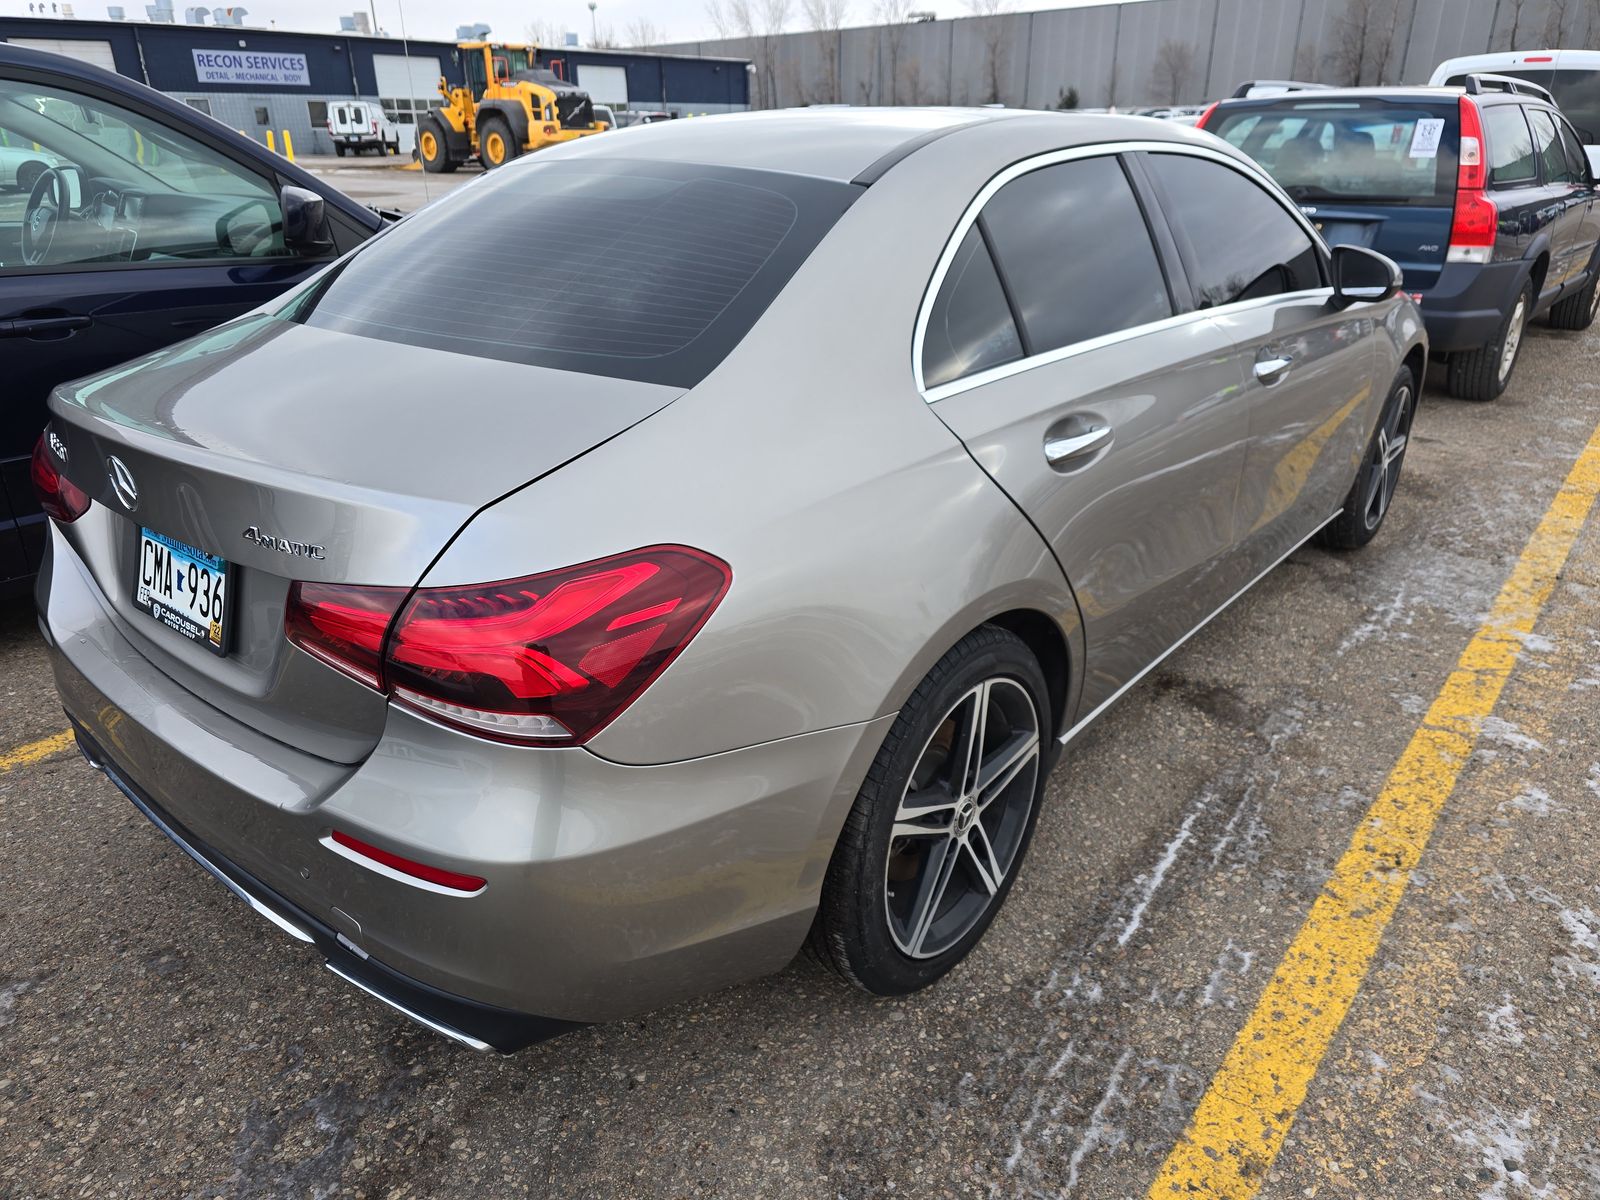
[850,120,985,187]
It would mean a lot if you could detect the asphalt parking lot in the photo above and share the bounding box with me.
[295,153,481,211]
[4,315,1600,1198]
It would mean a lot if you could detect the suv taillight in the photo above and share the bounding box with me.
[1449,96,1497,264]
[1194,100,1219,129]
[30,433,90,524]
[285,546,731,745]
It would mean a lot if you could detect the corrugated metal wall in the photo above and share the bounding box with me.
[656,0,1597,110]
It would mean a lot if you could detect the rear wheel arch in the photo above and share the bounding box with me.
[1527,248,1552,305]
[986,608,1071,745]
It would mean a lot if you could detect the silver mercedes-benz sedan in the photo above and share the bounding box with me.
[34,109,1426,1052]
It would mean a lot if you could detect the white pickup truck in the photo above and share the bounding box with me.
[328,101,400,156]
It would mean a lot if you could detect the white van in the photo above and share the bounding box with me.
[1431,50,1600,144]
[328,101,400,157]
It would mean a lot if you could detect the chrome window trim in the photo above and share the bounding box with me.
[913,139,1333,401]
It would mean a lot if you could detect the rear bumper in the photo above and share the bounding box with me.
[39,523,891,1034]
[1417,259,1529,353]
[72,721,578,1053]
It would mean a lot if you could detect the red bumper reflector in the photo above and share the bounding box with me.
[330,829,487,893]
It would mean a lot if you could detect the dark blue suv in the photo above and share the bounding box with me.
[0,43,388,598]
[1201,79,1600,401]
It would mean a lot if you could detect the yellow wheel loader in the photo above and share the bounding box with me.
[417,42,608,174]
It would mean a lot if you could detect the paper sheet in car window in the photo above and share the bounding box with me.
[1409,119,1445,159]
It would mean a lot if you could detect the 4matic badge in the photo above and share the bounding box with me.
[242,526,326,560]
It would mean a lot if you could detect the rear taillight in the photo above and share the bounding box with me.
[284,546,731,746]
[1448,96,1497,265]
[285,580,407,688]
[30,433,90,524]
[1194,100,1219,129]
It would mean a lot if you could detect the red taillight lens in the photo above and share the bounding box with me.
[285,581,407,688]
[283,546,731,746]
[386,546,731,745]
[1194,100,1219,129]
[1457,96,1486,191]
[1448,97,1496,264]
[30,434,90,524]
[329,829,486,893]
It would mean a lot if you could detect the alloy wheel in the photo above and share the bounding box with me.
[1361,381,1413,532]
[884,677,1041,959]
[1498,296,1527,383]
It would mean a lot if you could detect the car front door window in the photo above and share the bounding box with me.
[0,76,291,272]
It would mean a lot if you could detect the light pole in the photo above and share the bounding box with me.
[588,1,598,45]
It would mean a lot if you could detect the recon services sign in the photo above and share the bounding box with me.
[191,49,310,87]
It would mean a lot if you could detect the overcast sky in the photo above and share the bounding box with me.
[3,0,1149,49]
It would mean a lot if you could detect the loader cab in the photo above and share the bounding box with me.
[463,43,534,101]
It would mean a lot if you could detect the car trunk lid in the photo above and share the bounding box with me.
[46,316,680,762]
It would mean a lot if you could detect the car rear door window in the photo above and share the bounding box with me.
[921,225,1024,388]
[1144,152,1323,308]
[1528,108,1578,183]
[978,156,1172,356]
[1485,105,1538,186]
[300,158,858,388]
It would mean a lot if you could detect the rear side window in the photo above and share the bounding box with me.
[1557,117,1590,179]
[1485,105,1538,185]
[1465,68,1600,142]
[1144,153,1323,308]
[922,226,1024,388]
[1210,100,1458,205]
[299,160,858,387]
[1528,108,1578,183]
[979,156,1172,356]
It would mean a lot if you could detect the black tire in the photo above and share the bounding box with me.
[418,117,457,174]
[334,144,346,158]
[15,159,46,194]
[389,139,400,155]
[1447,279,1531,401]
[477,115,519,169]
[1317,364,1418,551]
[808,626,1050,996]
[1548,265,1600,331]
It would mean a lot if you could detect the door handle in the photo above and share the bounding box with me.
[0,315,93,339]
[1253,355,1294,385]
[1044,425,1112,465]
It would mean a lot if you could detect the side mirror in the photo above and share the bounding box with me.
[280,184,329,252]
[1331,243,1403,305]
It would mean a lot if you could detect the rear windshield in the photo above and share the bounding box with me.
[296,159,858,387]
[1211,101,1458,206]
[1446,69,1600,142]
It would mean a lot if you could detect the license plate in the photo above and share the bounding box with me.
[134,528,231,655]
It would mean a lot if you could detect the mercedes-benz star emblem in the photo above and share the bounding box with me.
[107,455,138,511]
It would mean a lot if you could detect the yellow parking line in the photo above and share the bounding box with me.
[0,730,76,773]
[1148,418,1600,1199]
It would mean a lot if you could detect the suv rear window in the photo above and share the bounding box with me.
[297,159,858,387]
[1210,100,1457,205]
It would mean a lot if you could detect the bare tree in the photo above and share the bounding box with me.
[705,0,790,106]
[525,17,561,47]
[1153,39,1196,103]
[623,17,668,46]
[591,21,619,47]
[1293,42,1319,82]
[1326,0,1402,86]
[803,0,849,103]
[1503,0,1534,48]
[1545,0,1573,43]
[1587,0,1600,42]
[873,0,913,105]
[967,0,1010,106]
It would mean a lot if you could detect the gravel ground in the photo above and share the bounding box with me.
[2,318,1599,1197]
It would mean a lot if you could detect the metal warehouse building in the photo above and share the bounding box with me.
[0,16,751,155]
[659,0,1589,111]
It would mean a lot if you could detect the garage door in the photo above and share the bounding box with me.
[374,53,443,110]
[577,64,629,107]
[7,38,118,72]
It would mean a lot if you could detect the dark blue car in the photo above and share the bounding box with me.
[1201,79,1600,401]
[0,42,387,597]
